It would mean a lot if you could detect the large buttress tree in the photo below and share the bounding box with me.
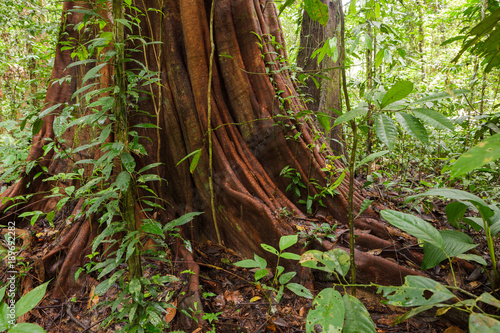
[1,0,420,304]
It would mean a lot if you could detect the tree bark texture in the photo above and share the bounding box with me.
[296,0,344,155]
[0,0,420,300]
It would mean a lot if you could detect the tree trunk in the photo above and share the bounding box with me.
[296,0,344,155]
[1,0,419,315]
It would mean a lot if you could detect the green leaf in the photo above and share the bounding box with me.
[356,150,389,169]
[316,112,331,133]
[380,81,413,109]
[115,171,130,191]
[374,114,397,150]
[286,283,313,299]
[129,278,141,297]
[451,133,500,179]
[406,189,493,220]
[121,152,136,173]
[395,112,428,144]
[477,292,500,309]
[82,63,107,85]
[254,254,267,269]
[304,0,329,26]
[445,201,469,228]
[411,89,469,104]
[380,210,443,249]
[280,252,301,260]
[279,234,298,251]
[261,244,279,255]
[32,118,43,136]
[343,294,376,333]
[255,268,269,281]
[299,249,350,276]
[39,103,62,118]
[334,107,368,125]
[279,271,296,285]
[234,260,259,269]
[15,281,49,318]
[0,302,9,331]
[469,313,500,333]
[456,254,487,266]
[0,286,6,302]
[378,275,455,307]
[141,222,163,236]
[306,288,344,333]
[164,212,203,230]
[8,323,47,333]
[422,230,477,270]
[278,0,297,16]
[411,108,455,131]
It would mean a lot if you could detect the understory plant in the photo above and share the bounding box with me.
[382,188,500,290]
[233,234,313,312]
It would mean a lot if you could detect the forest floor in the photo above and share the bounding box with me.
[5,175,498,332]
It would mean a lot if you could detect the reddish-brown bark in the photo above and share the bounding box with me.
[0,0,420,315]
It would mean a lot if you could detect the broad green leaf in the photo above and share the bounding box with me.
[380,81,413,109]
[317,112,331,133]
[451,133,500,179]
[115,171,130,191]
[278,0,297,16]
[412,109,454,131]
[280,252,301,260]
[8,323,47,333]
[279,234,297,251]
[287,283,313,299]
[0,302,8,331]
[456,254,487,266]
[121,152,136,173]
[378,275,455,307]
[255,268,268,281]
[306,288,344,333]
[254,254,267,269]
[469,313,500,333]
[261,244,279,255]
[395,112,428,144]
[334,107,368,125]
[375,49,384,67]
[477,292,500,308]
[233,259,258,268]
[300,249,350,276]
[356,150,389,170]
[0,285,6,302]
[189,149,202,174]
[165,212,203,230]
[82,63,107,85]
[141,222,163,236]
[357,198,374,217]
[304,0,329,26]
[39,103,62,118]
[129,278,141,298]
[349,0,357,15]
[422,230,477,270]
[15,281,49,318]
[343,294,376,333]
[374,114,397,150]
[445,201,469,228]
[279,271,296,285]
[380,210,443,249]
[406,189,493,220]
[411,89,469,104]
